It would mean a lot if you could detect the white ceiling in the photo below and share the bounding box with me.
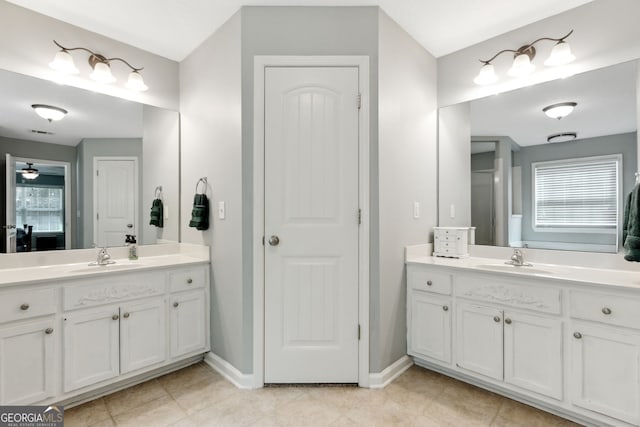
[5,0,594,61]
[0,69,142,146]
[470,60,638,148]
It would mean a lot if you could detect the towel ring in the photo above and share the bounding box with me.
[154,186,163,199]
[195,177,207,195]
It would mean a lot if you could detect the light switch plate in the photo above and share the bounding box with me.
[218,201,225,220]
[413,202,420,219]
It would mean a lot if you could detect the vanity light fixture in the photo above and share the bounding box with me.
[49,40,148,92]
[474,30,575,85]
[542,102,577,120]
[547,132,577,143]
[31,104,68,122]
[21,163,40,180]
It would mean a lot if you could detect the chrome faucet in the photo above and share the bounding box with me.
[506,249,532,267]
[93,247,114,266]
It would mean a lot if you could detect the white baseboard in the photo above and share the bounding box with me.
[204,352,255,389]
[368,355,413,389]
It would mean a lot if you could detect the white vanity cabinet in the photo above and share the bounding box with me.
[569,290,640,426]
[0,287,58,405]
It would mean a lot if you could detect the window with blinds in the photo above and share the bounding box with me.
[532,155,621,232]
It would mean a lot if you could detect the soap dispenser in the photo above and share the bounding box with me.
[125,234,138,260]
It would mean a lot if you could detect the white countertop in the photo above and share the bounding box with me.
[406,245,640,290]
[0,243,209,288]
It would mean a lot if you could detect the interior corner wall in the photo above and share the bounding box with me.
[179,12,244,371]
[241,6,380,374]
[438,103,471,227]
[377,11,438,372]
[0,1,179,110]
[142,106,180,245]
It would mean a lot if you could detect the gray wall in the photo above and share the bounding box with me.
[471,151,495,171]
[77,138,143,248]
[520,132,637,246]
[376,10,438,371]
[142,105,180,245]
[0,136,77,251]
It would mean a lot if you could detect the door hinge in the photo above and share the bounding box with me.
[358,324,361,340]
[357,209,362,225]
[96,170,99,176]
[357,93,362,110]
[262,236,265,246]
[96,213,99,220]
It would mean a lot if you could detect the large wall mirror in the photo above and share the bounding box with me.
[0,69,180,253]
[439,60,638,253]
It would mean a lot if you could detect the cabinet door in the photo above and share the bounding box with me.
[170,290,206,358]
[408,291,451,363]
[120,298,166,374]
[456,302,503,380]
[63,306,120,392]
[0,319,56,404]
[504,311,562,400]
[571,321,640,426]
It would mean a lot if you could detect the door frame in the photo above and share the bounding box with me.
[92,156,139,247]
[253,56,370,388]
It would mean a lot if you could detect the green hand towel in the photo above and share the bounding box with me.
[149,198,164,228]
[623,185,640,261]
[188,194,209,231]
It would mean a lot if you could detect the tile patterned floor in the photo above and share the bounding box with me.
[64,363,583,426]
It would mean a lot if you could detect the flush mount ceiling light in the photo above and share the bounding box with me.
[21,163,40,180]
[474,30,575,85]
[31,104,68,122]
[542,102,577,120]
[547,132,577,143]
[49,40,148,92]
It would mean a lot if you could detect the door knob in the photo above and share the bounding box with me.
[268,235,280,246]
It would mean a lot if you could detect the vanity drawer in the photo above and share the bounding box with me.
[0,288,57,324]
[407,267,452,295]
[169,266,207,293]
[456,275,561,315]
[570,290,640,329]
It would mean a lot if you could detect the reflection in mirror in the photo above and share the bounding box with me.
[0,69,180,253]
[451,60,637,253]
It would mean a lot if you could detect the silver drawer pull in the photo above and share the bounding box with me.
[20,303,30,311]
[123,312,130,318]
[45,328,54,335]
[602,307,612,315]
[573,332,582,339]
[505,318,512,325]
[173,302,179,308]
[426,280,433,286]
[442,305,449,311]
[112,314,119,321]
[493,316,501,323]
[187,278,193,284]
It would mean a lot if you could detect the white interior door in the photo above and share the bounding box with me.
[94,158,137,247]
[264,66,360,383]
[5,154,16,253]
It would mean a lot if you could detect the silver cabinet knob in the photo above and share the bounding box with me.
[493,316,501,323]
[268,235,280,246]
[45,328,54,335]
[20,303,30,311]
[187,278,193,284]
[426,280,433,286]
[123,312,130,318]
[442,305,449,311]
[127,223,133,228]
[602,307,612,315]
[505,318,512,325]
[573,332,582,339]
[112,314,119,320]
[173,302,179,308]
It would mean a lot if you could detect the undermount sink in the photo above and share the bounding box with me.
[475,264,554,276]
[67,262,142,274]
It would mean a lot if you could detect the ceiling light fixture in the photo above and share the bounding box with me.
[49,40,148,92]
[31,104,68,122]
[547,132,577,143]
[542,102,577,120]
[21,163,40,180]
[474,30,575,85]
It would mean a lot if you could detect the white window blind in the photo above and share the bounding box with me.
[533,156,620,230]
